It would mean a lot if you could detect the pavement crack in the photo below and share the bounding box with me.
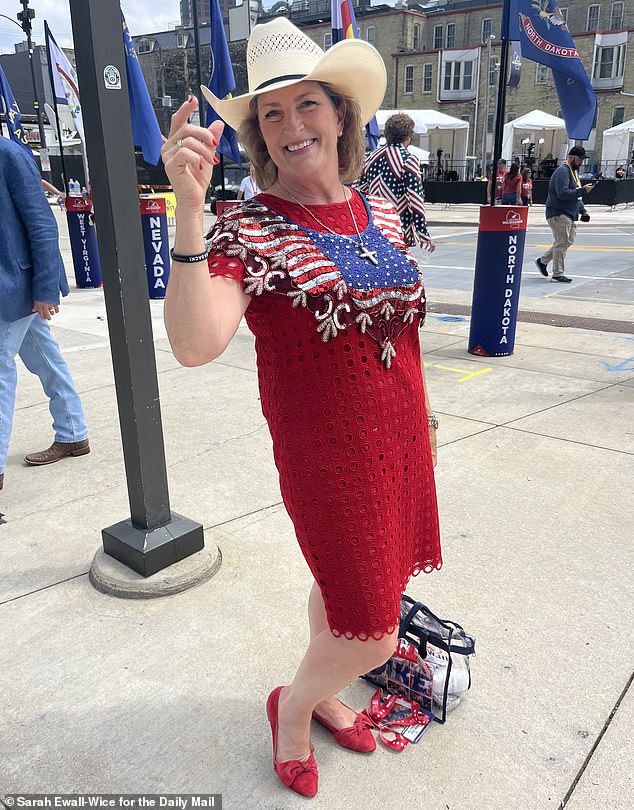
[559,670,634,809]
[167,422,268,468]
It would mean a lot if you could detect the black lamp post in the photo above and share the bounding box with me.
[12,0,51,181]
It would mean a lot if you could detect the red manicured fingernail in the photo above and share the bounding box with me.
[212,137,219,147]
[188,95,195,103]
[213,156,220,165]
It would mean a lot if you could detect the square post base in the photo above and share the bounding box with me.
[102,512,204,578]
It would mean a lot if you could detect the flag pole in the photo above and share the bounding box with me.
[191,0,205,122]
[490,0,511,205]
[45,22,69,195]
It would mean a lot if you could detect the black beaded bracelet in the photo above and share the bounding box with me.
[170,247,209,264]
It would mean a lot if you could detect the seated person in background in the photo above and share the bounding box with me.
[615,165,626,179]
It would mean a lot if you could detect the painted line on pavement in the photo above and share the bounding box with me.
[424,361,493,382]
[441,240,634,252]
[424,265,634,282]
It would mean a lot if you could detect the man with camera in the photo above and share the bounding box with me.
[535,145,594,283]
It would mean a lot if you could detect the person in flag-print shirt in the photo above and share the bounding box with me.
[360,113,435,252]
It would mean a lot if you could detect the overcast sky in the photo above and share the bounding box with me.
[0,1,183,53]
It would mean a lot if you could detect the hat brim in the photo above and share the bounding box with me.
[201,38,387,132]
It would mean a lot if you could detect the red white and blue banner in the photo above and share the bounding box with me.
[140,197,171,299]
[504,1,596,140]
[469,206,527,357]
[331,0,380,150]
[65,196,102,288]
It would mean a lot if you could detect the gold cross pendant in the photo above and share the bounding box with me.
[358,244,378,265]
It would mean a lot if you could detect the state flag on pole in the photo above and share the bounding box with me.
[206,0,242,166]
[331,0,380,150]
[504,0,596,140]
[0,66,33,157]
[121,12,164,165]
[44,21,85,143]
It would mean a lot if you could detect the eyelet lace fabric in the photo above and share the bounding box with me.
[206,192,442,639]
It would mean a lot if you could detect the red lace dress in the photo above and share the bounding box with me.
[206,191,442,640]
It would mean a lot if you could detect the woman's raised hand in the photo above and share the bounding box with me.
[161,96,225,214]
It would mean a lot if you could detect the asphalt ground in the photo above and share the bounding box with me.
[415,213,634,307]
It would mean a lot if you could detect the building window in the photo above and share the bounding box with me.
[443,60,474,91]
[482,18,492,43]
[612,106,625,126]
[404,65,414,94]
[413,23,420,51]
[460,114,470,126]
[488,57,498,86]
[463,59,473,89]
[559,7,568,24]
[366,26,376,45]
[446,23,456,48]
[323,32,332,50]
[423,63,433,93]
[610,2,624,30]
[487,113,494,133]
[587,5,600,30]
[434,25,443,50]
[593,44,626,80]
[138,39,152,54]
[176,32,188,48]
[536,63,549,84]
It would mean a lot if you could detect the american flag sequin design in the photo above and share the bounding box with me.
[207,194,427,368]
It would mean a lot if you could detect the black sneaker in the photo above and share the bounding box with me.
[535,258,548,277]
[551,275,572,283]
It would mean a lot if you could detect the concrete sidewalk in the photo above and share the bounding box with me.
[1,205,633,809]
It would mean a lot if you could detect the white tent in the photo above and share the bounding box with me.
[601,118,634,176]
[374,109,469,175]
[502,109,573,163]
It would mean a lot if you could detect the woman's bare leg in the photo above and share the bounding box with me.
[274,582,398,762]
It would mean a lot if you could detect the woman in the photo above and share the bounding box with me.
[520,167,533,206]
[361,113,435,252]
[236,163,260,200]
[162,18,441,798]
[500,162,521,205]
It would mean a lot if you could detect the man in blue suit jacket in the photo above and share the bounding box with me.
[0,137,89,494]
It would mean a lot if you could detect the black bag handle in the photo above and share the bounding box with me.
[399,596,476,657]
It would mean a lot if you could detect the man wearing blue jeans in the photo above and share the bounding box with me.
[0,137,89,495]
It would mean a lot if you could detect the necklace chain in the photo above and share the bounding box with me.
[284,186,379,266]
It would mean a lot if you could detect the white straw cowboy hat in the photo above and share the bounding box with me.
[201,17,387,131]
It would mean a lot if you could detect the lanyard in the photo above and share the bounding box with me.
[567,163,581,189]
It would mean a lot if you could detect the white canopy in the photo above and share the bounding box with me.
[375,109,469,172]
[502,109,573,163]
[601,118,634,176]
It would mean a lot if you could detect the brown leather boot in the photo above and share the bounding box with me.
[24,439,90,466]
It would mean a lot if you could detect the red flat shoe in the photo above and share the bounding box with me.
[312,701,377,753]
[266,687,318,798]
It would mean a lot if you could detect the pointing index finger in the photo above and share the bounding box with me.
[169,96,198,134]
